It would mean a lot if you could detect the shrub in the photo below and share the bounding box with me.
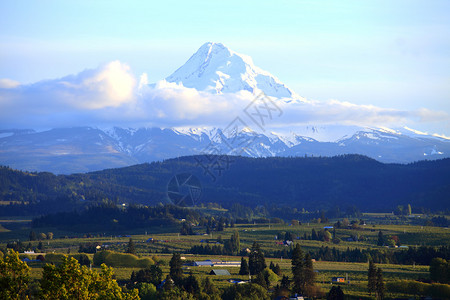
[264,268,278,284]
[332,237,341,244]
[136,282,157,300]
[93,250,154,268]
[44,253,65,264]
[69,254,91,266]
[386,280,450,298]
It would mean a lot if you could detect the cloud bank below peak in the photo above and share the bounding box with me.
[0,60,448,136]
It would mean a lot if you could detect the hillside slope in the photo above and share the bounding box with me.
[1,155,449,215]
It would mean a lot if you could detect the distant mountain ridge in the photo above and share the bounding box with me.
[0,42,449,173]
[0,126,449,174]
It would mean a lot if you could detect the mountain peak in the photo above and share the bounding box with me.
[166,42,296,98]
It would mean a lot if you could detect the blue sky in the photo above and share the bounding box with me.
[0,0,449,135]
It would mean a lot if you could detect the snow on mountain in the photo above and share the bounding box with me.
[165,42,297,98]
[1,42,449,174]
[1,125,449,174]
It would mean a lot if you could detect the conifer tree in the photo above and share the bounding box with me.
[169,253,183,284]
[367,259,377,295]
[202,277,219,295]
[248,242,266,275]
[126,238,136,255]
[239,257,250,275]
[304,253,316,287]
[163,275,174,291]
[291,243,305,294]
[253,271,268,289]
[327,286,344,300]
[281,275,290,290]
[377,231,384,246]
[183,271,200,294]
[375,268,385,299]
[29,230,37,241]
[274,263,281,275]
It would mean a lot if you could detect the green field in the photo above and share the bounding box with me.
[2,219,449,299]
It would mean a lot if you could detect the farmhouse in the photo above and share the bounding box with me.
[210,269,231,276]
[332,277,345,283]
[212,261,241,267]
[193,259,240,267]
[194,260,213,266]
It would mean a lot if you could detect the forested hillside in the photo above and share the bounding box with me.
[1,155,449,216]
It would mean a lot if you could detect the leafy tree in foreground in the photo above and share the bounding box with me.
[40,256,138,299]
[0,249,30,300]
[135,282,157,300]
[222,283,270,300]
[131,265,163,286]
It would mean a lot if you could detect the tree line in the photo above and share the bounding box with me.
[2,154,450,216]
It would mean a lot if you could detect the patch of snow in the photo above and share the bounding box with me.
[363,133,380,140]
[403,126,428,136]
[432,133,450,140]
[378,127,401,135]
[431,149,444,155]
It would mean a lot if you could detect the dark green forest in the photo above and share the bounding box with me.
[1,154,450,216]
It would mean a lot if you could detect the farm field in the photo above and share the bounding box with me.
[2,220,449,299]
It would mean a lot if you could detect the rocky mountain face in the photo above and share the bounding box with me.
[0,126,448,174]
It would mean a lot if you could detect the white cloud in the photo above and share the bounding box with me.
[53,60,136,109]
[0,78,20,89]
[0,60,448,135]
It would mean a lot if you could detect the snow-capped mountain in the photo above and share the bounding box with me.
[0,42,449,174]
[166,42,297,98]
[0,126,448,174]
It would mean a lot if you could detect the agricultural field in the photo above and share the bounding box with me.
[1,218,449,299]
